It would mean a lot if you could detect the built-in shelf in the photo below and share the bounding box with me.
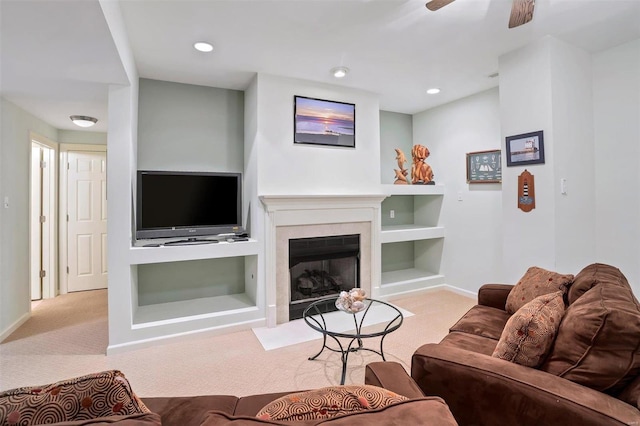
[133,293,257,327]
[380,225,445,243]
[129,239,260,265]
[381,184,445,196]
[380,269,445,297]
[379,184,445,298]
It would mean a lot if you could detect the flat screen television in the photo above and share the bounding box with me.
[136,170,243,240]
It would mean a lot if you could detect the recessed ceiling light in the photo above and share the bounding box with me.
[331,67,349,78]
[194,42,214,52]
[70,115,98,128]
[426,88,441,95]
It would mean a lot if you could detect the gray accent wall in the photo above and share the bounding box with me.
[380,111,412,184]
[137,78,244,173]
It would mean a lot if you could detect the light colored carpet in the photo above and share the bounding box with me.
[0,289,474,398]
[252,303,413,351]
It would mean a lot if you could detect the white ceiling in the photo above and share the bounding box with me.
[2,0,639,133]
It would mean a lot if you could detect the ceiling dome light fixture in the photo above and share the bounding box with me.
[194,41,214,52]
[70,115,98,128]
[331,67,349,78]
[426,88,441,95]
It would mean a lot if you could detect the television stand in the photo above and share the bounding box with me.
[162,238,219,246]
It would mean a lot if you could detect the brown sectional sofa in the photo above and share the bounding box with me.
[410,263,640,426]
[141,362,457,425]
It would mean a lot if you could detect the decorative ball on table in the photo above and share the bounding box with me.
[335,288,367,313]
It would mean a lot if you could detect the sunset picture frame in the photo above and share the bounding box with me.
[294,96,355,148]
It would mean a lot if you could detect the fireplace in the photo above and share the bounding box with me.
[260,194,386,326]
[289,234,360,320]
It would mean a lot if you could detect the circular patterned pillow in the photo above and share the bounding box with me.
[255,385,408,421]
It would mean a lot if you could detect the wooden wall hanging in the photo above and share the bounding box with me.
[518,169,535,212]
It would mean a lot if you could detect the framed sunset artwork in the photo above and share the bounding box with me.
[294,96,355,148]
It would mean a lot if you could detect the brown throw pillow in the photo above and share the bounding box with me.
[493,291,565,367]
[255,385,407,421]
[540,284,640,394]
[0,370,150,425]
[202,397,457,425]
[505,266,573,314]
[567,263,631,305]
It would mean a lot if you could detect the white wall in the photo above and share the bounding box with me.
[413,88,504,292]
[499,37,597,282]
[255,74,381,195]
[0,98,58,339]
[499,38,557,281]
[58,130,107,145]
[593,39,640,293]
[549,39,596,274]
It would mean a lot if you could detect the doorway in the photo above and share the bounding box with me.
[59,144,108,293]
[29,134,58,301]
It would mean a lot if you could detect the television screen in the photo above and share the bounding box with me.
[136,171,243,240]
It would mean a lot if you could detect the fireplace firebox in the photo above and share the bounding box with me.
[289,234,360,320]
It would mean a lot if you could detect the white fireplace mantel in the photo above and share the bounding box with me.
[260,194,386,327]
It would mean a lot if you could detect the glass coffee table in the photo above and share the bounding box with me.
[302,297,403,385]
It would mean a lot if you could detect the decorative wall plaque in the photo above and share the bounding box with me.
[518,169,535,212]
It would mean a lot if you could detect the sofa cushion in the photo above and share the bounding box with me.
[255,385,407,421]
[449,305,511,340]
[142,395,239,426]
[541,284,640,394]
[440,331,498,356]
[0,370,150,426]
[505,266,573,314]
[200,397,458,425]
[617,375,640,409]
[492,291,565,367]
[568,263,631,305]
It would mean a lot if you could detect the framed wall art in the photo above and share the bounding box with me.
[466,149,502,183]
[294,95,355,148]
[505,130,545,166]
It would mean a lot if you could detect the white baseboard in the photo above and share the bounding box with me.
[106,318,266,355]
[0,312,30,342]
[381,283,477,302]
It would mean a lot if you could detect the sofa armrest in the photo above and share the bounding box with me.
[412,344,640,426]
[477,284,513,309]
[365,362,425,399]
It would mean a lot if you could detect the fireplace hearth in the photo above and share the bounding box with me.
[289,234,360,320]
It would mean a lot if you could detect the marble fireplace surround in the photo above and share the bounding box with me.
[260,195,386,327]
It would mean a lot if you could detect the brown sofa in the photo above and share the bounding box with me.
[0,363,457,425]
[141,362,457,425]
[410,263,640,426]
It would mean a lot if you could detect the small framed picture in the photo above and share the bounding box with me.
[466,150,502,183]
[505,130,545,167]
[294,95,355,148]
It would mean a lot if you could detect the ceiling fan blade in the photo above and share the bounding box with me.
[425,0,456,12]
[509,0,536,28]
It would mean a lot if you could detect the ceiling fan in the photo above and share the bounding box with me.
[426,0,536,29]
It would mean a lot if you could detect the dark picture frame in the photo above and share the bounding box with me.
[466,149,502,183]
[294,95,355,148]
[506,130,545,166]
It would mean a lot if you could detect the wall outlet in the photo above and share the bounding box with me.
[389,210,395,219]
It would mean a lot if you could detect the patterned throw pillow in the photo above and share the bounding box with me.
[505,266,574,314]
[493,291,565,367]
[255,385,408,421]
[0,370,150,425]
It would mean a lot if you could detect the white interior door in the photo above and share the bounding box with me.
[67,151,107,292]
